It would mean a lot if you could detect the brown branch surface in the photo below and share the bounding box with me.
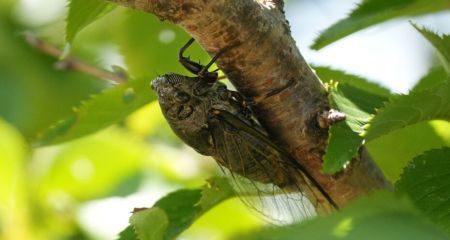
[108,0,391,207]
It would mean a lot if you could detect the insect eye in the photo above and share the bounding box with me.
[175,92,190,103]
[166,74,183,85]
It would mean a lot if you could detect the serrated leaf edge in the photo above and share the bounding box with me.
[31,85,115,146]
[363,83,450,141]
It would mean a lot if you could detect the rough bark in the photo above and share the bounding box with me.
[108,0,391,207]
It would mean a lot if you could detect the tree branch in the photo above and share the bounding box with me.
[25,33,127,84]
[107,0,391,207]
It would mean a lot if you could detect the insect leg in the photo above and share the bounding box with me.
[178,38,219,82]
[178,38,205,75]
[197,39,240,82]
[198,51,222,79]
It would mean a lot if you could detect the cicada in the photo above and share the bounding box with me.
[151,38,337,223]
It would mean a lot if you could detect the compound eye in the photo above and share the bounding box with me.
[166,74,183,85]
[175,92,190,103]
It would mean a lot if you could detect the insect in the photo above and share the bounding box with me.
[151,38,338,223]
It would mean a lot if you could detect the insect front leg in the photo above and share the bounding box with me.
[179,38,203,75]
[178,38,219,83]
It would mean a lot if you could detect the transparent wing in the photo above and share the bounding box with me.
[208,110,336,224]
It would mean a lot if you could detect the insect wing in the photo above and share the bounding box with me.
[208,110,328,223]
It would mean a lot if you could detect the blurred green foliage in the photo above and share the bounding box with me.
[396,148,450,235]
[0,0,263,238]
[0,119,29,239]
[0,0,449,239]
[236,191,448,240]
[33,77,156,146]
[66,0,115,43]
[366,120,450,182]
[0,14,106,141]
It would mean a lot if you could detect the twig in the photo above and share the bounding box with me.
[24,33,127,84]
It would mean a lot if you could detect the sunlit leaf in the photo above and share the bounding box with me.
[366,120,450,182]
[0,0,13,13]
[117,226,138,240]
[311,0,450,50]
[124,178,235,240]
[396,148,450,234]
[235,191,447,240]
[182,198,264,240]
[152,189,203,240]
[314,66,392,98]
[0,120,27,204]
[33,77,155,146]
[317,69,393,173]
[412,66,449,92]
[324,83,387,173]
[66,0,115,43]
[412,23,450,73]
[0,16,105,141]
[0,119,31,239]
[35,128,147,201]
[125,102,180,144]
[364,83,450,141]
[324,123,364,174]
[130,208,169,240]
[197,177,235,210]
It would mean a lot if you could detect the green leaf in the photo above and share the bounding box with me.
[315,70,394,173]
[364,83,450,141]
[412,23,450,73]
[198,177,235,211]
[0,119,27,202]
[396,148,450,234]
[0,16,106,141]
[124,178,235,240]
[33,77,155,146]
[323,123,364,174]
[153,189,203,240]
[235,191,447,240]
[130,208,169,240]
[366,120,450,182]
[311,0,450,50]
[412,66,449,92]
[35,128,147,201]
[181,198,264,239]
[314,66,392,98]
[66,0,115,43]
[324,83,387,173]
[0,119,31,238]
[117,226,138,240]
